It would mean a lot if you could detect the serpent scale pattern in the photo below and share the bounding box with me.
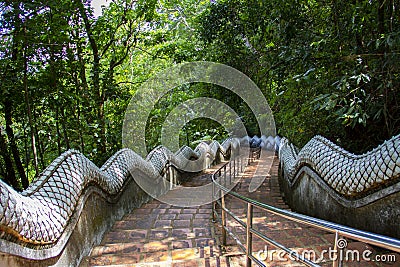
[279,134,400,197]
[0,136,277,250]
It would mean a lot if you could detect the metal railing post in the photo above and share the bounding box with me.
[236,156,238,174]
[221,194,227,246]
[224,164,227,186]
[170,166,174,190]
[233,157,236,180]
[228,160,232,185]
[166,164,171,190]
[332,232,344,267]
[212,175,215,222]
[246,203,253,267]
[164,164,168,184]
[229,160,232,183]
[236,156,239,176]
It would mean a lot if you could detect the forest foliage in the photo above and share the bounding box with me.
[0,0,399,190]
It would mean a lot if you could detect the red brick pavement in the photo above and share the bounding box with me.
[215,157,400,267]
[81,163,229,267]
[81,157,399,267]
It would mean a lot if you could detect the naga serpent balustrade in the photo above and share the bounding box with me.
[0,136,276,266]
[279,134,400,197]
[278,134,400,239]
[0,133,399,265]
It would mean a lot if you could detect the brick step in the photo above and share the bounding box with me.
[81,246,228,266]
[82,256,230,267]
[82,170,223,266]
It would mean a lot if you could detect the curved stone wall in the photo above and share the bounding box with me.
[0,137,264,266]
[278,134,400,238]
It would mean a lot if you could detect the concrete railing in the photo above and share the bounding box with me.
[0,136,272,266]
[278,134,400,239]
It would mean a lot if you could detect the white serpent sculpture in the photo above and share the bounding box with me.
[1,133,399,258]
[279,134,400,197]
[0,136,277,250]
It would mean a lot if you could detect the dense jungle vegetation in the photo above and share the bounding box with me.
[0,0,399,190]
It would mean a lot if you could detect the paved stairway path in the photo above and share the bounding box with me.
[81,164,228,267]
[82,157,399,267]
[217,157,400,267]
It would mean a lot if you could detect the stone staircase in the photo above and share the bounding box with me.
[80,200,225,266]
[80,164,231,267]
[81,158,400,267]
[217,158,400,267]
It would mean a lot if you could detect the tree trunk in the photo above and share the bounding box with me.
[60,107,70,150]
[23,119,30,179]
[75,100,85,153]
[0,127,21,190]
[23,25,39,176]
[24,65,39,177]
[68,41,86,153]
[55,105,62,155]
[77,0,107,156]
[4,99,29,188]
[378,0,385,34]
[5,13,29,188]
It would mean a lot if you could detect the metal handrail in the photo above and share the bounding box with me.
[211,155,400,267]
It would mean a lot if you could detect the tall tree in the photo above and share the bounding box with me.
[197,0,400,152]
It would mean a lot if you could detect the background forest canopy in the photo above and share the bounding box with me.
[0,0,399,190]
